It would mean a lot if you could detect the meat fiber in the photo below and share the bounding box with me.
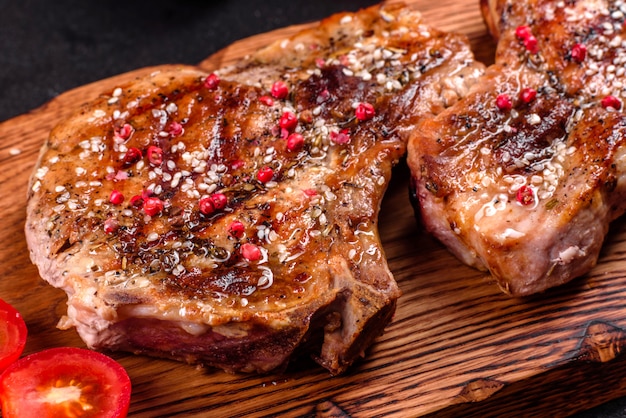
[26,3,483,374]
[408,0,626,296]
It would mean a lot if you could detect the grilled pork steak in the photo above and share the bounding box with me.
[26,3,483,374]
[408,0,626,296]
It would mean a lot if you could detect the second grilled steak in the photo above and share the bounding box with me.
[409,0,626,295]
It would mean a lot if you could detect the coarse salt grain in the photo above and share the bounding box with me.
[528,114,542,125]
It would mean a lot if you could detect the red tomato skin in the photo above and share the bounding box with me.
[0,347,131,418]
[0,299,27,373]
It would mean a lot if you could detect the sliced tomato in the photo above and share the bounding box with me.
[0,298,27,372]
[0,347,131,418]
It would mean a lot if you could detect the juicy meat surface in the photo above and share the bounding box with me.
[408,0,626,296]
[26,3,483,374]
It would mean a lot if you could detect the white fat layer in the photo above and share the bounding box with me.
[497,228,526,240]
[557,246,585,264]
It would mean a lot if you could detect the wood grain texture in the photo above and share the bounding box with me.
[1,0,625,416]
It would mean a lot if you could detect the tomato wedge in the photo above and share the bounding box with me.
[0,298,27,372]
[0,347,131,418]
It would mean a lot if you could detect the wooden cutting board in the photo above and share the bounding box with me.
[2,0,626,416]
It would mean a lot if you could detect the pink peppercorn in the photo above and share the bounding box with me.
[115,123,133,140]
[123,147,142,165]
[279,111,298,131]
[516,185,535,206]
[257,166,274,183]
[109,190,124,205]
[496,93,513,111]
[601,95,622,110]
[515,25,539,54]
[270,81,289,99]
[198,197,215,215]
[287,133,305,152]
[143,197,164,217]
[571,43,587,62]
[259,95,274,106]
[515,25,532,40]
[520,88,537,104]
[330,129,351,145]
[524,36,539,54]
[103,218,119,234]
[168,121,183,137]
[355,102,376,121]
[147,145,163,166]
[204,73,220,90]
[229,221,245,238]
[241,243,261,262]
[231,160,245,170]
[210,193,228,210]
[130,195,144,208]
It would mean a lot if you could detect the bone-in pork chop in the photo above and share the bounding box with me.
[26,3,483,374]
[408,0,626,296]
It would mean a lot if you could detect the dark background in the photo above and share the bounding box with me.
[1,1,625,416]
[0,0,379,122]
